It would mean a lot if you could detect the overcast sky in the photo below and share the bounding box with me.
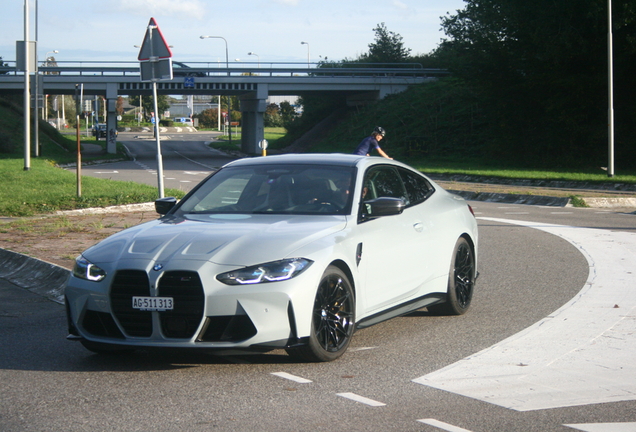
[1,0,466,66]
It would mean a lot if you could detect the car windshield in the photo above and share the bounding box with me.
[175,164,356,216]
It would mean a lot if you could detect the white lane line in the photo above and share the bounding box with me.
[174,151,217,171]
[414,217,636,412]
[336,392,386,407]
[348,346,378,352]
[504,212,529,214]
[94,171,119,174]
[417,419,474,432]
[271,372,313,384]
[564,422,636,432]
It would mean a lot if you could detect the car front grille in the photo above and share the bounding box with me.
[157,271,205,339]
[109,269,206,340]
[110,270,153,337]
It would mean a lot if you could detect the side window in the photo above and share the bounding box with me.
[399,168,435,206]
[362,166,408,203]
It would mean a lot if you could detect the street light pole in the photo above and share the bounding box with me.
[607,0,615,177]
[23,0,31,171]
[301,41,310,68]
[248,51,260,68]
[200,35,231,145]
[200,35,229,75]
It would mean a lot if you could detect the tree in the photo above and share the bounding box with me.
[194,108,219,128]
[360,23,411,64]
[435,0,636,167]
[116,96,125,116]
[129,94,169,120]
[279,101,297,127]
[264,103,283,127]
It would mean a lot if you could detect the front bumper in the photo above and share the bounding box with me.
[65,265,319,352]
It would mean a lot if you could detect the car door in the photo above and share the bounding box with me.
[355,165,430,313]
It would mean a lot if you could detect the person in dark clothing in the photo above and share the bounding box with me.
[352,126,392,159]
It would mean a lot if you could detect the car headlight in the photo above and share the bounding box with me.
[73,256,106,282]
[217,258,313,285]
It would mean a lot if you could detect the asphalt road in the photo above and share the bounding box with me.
[2,204,634,431]
[77,131,233,194]
[2,137,635,431]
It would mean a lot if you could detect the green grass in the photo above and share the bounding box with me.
[407,159,636,184]
[0,157,185,217]
[213,127,288,152]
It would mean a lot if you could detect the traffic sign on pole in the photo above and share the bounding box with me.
[137,17,173,199]
[137,17,172,61]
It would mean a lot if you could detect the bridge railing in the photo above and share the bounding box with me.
[0,60,448,79]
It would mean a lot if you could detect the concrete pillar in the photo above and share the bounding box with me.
[239,84,268,155]
[105,83,118,154]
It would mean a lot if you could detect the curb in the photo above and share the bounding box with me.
[54,202,156,216]
[449,190,571,207]
[581,197,636,208]
[0,248,69,304]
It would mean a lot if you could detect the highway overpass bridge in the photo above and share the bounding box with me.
[0,61,445,154]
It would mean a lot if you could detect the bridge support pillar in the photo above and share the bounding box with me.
[239,86,268,155]
[105,83,118,154]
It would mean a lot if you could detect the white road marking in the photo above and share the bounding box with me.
[336,392,386,407]
[417,419,474,432]
[504,212,529,214]
[414,217,636,412]
[94,171,119,174]
[271,372,313,384]
[173,151,216,170]
[564,422,636,432]
[348,346,378,352]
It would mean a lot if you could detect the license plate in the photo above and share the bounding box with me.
[132,296,174,311]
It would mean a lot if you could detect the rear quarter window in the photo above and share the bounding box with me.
[399,168,435,206]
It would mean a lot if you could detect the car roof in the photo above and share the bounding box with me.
[222,154,422,176]
[224,153,367,169]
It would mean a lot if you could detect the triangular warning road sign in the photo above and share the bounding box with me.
[137,17,173,61]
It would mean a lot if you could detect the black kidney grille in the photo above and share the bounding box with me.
[110,270,153,337]
[157,271,205,339]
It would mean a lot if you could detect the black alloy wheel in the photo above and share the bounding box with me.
[428,237,476,316]
[288,266,355,362]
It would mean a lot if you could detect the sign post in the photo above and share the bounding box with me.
[138,17,173,198]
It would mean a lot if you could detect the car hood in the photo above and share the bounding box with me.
[82,214,348,267]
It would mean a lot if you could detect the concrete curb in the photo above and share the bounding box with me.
[0,248,69,304]
[54,202,155,216]
[580,197,636,208]
[450,190,571,207]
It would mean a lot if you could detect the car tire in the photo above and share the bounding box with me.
[80,340,134,355]
[428,237,476,316]
[287,266,355,362]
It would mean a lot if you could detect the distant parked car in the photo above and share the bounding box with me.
[91,124,117,140]
[173,61,206,77]
[173,117,193,125]
[91,124,107,139]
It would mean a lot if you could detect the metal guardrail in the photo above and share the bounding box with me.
[0,61,448,79]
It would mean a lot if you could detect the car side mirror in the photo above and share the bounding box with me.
[362,197,405,218]
[155,197,178,215]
